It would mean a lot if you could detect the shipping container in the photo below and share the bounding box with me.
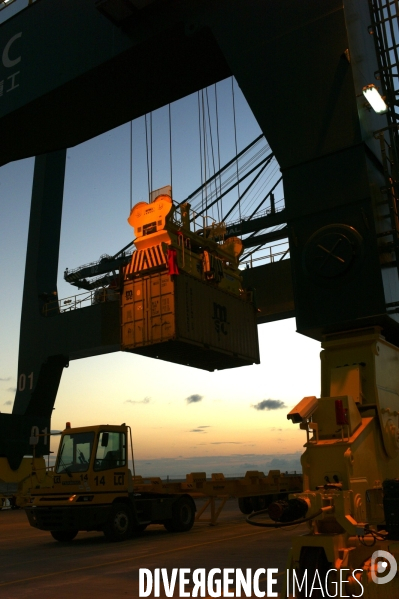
[121,272,260,371]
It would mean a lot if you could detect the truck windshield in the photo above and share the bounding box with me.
[94,431,126,471]
[55,432,95,474]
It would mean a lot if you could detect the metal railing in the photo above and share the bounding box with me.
[227,201,285,230]
[171,203,222,235]
[64,251,133,280]
[50,243,288,316]
[240,240,290,269]
[42,288,120,316]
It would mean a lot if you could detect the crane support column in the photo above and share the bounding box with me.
[0,151,68,470]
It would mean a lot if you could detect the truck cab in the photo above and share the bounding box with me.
[25,423,196,542]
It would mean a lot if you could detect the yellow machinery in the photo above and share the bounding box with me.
[134,469,303,526]
[125,186,245,296]
[0,456,51,509]
[25,421,303,539]
[25,423,197,542]
[121,187,260,371]
[249,328,399,597]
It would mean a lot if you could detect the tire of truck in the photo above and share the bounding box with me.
[103,501,133,542]
[251,495,271,512]
[50,530,78,542]
[238,497,253,514]
[164,496,196,533]
[10,497,20,510]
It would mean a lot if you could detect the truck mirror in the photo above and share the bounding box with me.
[101,432,109,447]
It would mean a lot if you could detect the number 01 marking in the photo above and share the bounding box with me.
[18,371,34,391]
[30,425,48,445]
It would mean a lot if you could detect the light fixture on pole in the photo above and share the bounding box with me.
[0,0,17,10]
[362,84,388,114]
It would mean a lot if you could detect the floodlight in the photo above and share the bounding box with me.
[362,84,388,114]
[0,0,15,9]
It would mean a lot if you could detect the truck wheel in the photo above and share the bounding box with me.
[251,495,272,512]
[10,497,20,510]
[164,496,195,533]
[238,497,253,514]
[50,530,78,542]
[103,502,133,542]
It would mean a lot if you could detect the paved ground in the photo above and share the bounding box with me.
[0,499,306,598]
